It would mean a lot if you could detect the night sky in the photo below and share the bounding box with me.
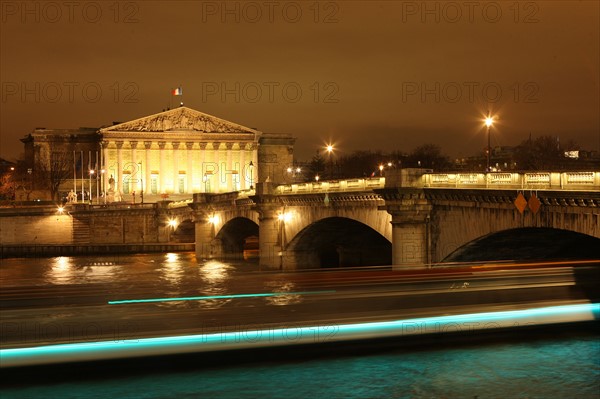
[1,1,598,161]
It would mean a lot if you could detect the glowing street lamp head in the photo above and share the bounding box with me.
[277,212,292,222]
[379,164,384,171]
[168,219,178,228]
[485,116,494,127]
[326,144,334,153]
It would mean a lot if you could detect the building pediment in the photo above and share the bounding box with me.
[100,107,260,134]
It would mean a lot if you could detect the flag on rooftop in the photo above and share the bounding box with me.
[172,87,182,96]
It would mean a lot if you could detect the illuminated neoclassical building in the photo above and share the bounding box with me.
[100,106,260,196]
[21,106,295,201]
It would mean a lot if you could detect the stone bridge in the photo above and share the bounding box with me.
[189,170,600,269]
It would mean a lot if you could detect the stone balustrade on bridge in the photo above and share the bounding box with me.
[273,171,599,195]
[420,171,600,190]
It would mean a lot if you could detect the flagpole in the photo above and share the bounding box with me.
[73,150,76,194]
[80,150,84,201]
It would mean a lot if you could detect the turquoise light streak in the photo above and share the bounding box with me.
[2,303,597,368]
[108,290,337,305]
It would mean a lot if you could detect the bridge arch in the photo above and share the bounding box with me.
[283,216,392,269]
[171,219,195,243]
[443,227,600,262]
[213,217,259,258]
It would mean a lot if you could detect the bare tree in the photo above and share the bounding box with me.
[406,144,452,171]
[0,171,16,200]
[37,144,72,201]
[515,135,563,170]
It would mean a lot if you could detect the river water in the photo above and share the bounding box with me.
[1,253,598,398]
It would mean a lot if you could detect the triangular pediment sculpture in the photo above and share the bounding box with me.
[100,107,259,134]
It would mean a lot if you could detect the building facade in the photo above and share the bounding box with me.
[20,106,295,202]
[100,107,260,198]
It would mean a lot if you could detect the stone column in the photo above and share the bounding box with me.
[199,143,207,192]
[116,141,124,192]
[172,142,180,193]
[101,141,109,196]
[158,141,166,192]
[251,144,258,185]
[186,142,194,194]
[239,143,246,190]
[225,142,233,192]
[213,142,221,193]
[130,141,138,191]
[144,141,152,195]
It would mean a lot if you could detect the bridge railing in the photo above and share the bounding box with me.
[276,177,385,194]
[421,171,600,190]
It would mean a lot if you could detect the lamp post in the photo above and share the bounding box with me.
[485,116,494,172]
[325,144,334,179]
[378,164,384,176]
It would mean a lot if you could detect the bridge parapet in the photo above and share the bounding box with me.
[421,171,600,191]
[276,177,385,195]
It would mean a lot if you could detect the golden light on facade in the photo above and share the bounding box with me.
[168,219,178,228]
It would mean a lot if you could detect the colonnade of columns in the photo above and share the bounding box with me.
[101,140,258,197]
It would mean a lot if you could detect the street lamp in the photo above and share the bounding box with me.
[325,144,334,179]
[484,116,494,172]
[378,164,384,176]
[315,174,320,182]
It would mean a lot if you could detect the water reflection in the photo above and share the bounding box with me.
[45,256,122,285]
[156,253,186,305]
[263,281,303,306]
[197,260,234,309]
[1,253,262,308]
[47,257,71,284]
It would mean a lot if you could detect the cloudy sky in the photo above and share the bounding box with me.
[1,0,598,161]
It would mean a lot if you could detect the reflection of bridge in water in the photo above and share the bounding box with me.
[187,170,600,269]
